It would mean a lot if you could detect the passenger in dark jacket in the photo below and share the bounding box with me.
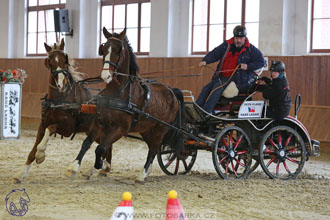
[259,61,292,120]
[196,25,265,113]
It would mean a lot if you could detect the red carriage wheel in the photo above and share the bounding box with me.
[157,143,197,175]
[212,126,252,179]
[259,126,306,180]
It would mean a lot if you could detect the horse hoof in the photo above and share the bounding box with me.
[65,169,77,178]
[35,157,45,164]
[98,170,108,177]
[35,151,45,164]
[135,176,145,183]
[135,179,145,184]
[12,178,22,184]
[81,173,91,180]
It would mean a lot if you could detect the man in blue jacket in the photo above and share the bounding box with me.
[196,25,265,113]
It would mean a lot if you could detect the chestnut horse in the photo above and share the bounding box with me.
[83,28,181,181]
[13,39,111,183]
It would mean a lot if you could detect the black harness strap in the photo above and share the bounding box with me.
[130,82,151,129]
[96,95,136,115]
[95,80,151,129]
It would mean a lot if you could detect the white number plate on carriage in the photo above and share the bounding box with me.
[238,101,264,118]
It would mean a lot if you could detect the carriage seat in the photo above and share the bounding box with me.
[214,83,258,113]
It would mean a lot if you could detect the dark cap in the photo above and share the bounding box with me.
[269,61,285,73]
[233,25,247,37]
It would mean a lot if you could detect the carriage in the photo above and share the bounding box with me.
[16,29,320,183]
[157,89,320,180]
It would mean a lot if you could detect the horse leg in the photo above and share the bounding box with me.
[137,130,165,182]
[35,124,57,164]
[86,126,126,179]
[13,123,56,183]
[98,144,113,176]
[85,143,105,179]
[66,134,94,177]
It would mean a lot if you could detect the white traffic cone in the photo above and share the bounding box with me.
[110,192,134,220]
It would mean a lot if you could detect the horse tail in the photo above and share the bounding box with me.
[161,88,185,151]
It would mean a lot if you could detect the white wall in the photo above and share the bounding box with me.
[282,0,296,55]
[78,0,100,58]
[259,0,311,56]
[294,0,311,55]
[64,0,81,58]
[0,0,316,58]
[149,0,170,57]
[259,0,284,56]
[8,0,25,58]
[167,0,190,57]
[0,0,9,58]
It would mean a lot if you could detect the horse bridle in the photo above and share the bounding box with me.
[102,37,126,85]
[48,50,74,92]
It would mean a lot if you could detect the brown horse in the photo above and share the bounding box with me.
[13,39,111,183]
[83,28,181,181]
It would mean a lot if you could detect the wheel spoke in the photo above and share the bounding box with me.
[264,147,275,154]
[268,138,278,149]
[165,155,176,168]
[174,159,180,174]
[231,161,238,177]
[229,132,233,146]
[276,161,280,177]
[284,134,292,147]
[278,133,282,145]
[219,155,228,165]
[221,137,228,147]
[283,161,292,176]
[233,134,243,150]
[288,146,301,153]
[234,158,245,167]
[236,150,247,155]
[225,160,230,174]
[286,156,301,165]
[266,157,276,167]
[182,160,189,171]
[217,147,226,153]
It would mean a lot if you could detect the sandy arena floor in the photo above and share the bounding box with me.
[1,129,330,220]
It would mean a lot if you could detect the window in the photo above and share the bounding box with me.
[311,0,330,52]
[191,0,260,54]
[101,0,151,55]
[27,0,66,56]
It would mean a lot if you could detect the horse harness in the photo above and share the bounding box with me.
[96,77,151,130]
[42,59,103,139]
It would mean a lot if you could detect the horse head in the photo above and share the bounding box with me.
[99,28,128,84]
[44,39,73,93]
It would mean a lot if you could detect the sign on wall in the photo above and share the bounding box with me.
[0,83,22,139]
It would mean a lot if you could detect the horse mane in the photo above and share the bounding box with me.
[48,47,86,82]
[68,59,86,82]
[112,33,139,76]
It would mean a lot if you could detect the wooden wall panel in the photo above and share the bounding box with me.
[296,105,330,143]
[1,56,330,142]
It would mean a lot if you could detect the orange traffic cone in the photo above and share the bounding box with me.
[165,190,188,220]
[110,192,134,220]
